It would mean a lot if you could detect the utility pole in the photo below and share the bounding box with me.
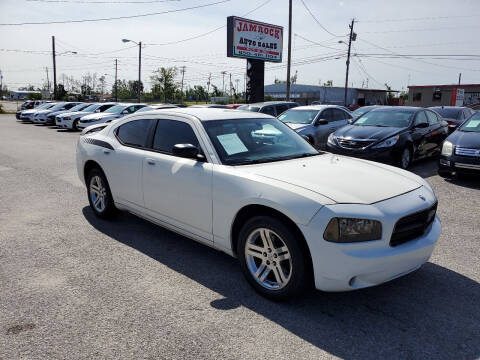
[0,69,3,98]
[52,35,57,100]
[244,72,247,101]
[114,59,118,102]
[344,19,355,106]
[286,0,292,101]
[235,79,240,96]
[221,71,227,95]
[207,73,211,104]
[45,67,50,92]
[180,66,186,104]
[138,41,142,103]
[458,73,462,85]
[229,73,232,100]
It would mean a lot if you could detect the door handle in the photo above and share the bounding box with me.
[103,149,110,155]
[146,158,155,165]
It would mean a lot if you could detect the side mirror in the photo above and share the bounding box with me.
[315,119,328,126]
[122,110,129,114]
[415,122,429,128]
[95,109,101,113]
[301,135,313,145]
[172,144,202,160]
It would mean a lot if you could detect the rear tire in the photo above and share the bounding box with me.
[237,216,309,301]
[72,120,79,131]
[86,168,116,218]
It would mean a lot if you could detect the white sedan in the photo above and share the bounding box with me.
[76,108,440,300]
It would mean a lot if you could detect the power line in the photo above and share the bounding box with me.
[294,33,345,51]
[299,0,343,37]
[146,0,273,46]
[363,25,480,34]
[358,14,480,23]
[27,0,180,3]
[0,0,230,26]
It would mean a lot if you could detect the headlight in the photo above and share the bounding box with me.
[327,133,336,145]
[324,217,382,243]
[441,141,453,156]
[372,135,399,149]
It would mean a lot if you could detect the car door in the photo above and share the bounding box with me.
[425,110,447,154]
[142,118,213,243]
[410,111,431,158]
[105,119,156,208]
[315,108,335,145]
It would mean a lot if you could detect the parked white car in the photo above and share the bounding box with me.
[77,103,145,130]
[76,108,440,300]
[56,102,116,130]
[18,102,56,122]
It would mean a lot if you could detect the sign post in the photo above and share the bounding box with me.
[227,16,283,104]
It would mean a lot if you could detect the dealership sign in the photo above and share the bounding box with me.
[227,16,283,63]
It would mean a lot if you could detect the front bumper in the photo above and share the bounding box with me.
[439,154,480,175]
[300,186,440,292]
[326,143,399,164]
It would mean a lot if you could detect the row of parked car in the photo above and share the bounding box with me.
[16,99,480,175]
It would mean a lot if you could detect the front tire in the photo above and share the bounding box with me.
[237,216,309,301]
[398,147,412,169]
[72,120,79,131]
[86,168,116,218]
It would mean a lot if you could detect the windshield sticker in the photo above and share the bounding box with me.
[217,133,249,155]
[465,120,480,128]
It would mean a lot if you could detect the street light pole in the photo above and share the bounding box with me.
[115,59,118,102]
[138,41,142,103]
[286,0,292,101]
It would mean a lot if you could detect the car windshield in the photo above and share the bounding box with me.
[430,108,461,119]
[354,109,414,128]
[136,106,153,113]
[69,103,87,112]
[104,105,126,113]
[82,104,99,112]
[238,105,260,112]
[278,110,319,124]
[35,103,52,110]
[352,107,374,118]
[459,112,480,132]
[202,118,319,165]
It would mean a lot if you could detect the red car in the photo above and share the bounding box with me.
[227,104,244,109]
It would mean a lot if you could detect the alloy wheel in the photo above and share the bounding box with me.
[89,175,107,212]
[244,228,292,290]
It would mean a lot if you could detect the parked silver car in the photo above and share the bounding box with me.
[278,105,352,149]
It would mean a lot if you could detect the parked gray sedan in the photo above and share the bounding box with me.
[278,105,352,149]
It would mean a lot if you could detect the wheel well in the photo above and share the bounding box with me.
[83,160,102,184]
[231,204,313,274]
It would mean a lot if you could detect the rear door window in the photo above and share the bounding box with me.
[261,106,276,116]
[116,119,155,148]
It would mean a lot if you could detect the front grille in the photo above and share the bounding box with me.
[455,147,480,158]
[390,202,437,247]
[337,138,375,149]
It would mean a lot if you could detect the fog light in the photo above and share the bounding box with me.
[440,159,450,166]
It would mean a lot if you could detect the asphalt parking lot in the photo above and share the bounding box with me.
[0,114,479,360]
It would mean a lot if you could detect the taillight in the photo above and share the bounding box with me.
[447,121,456,127]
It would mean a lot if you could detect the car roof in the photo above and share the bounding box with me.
[369,106,421,112]
[288,105,346,111]
[241,101,298,107]
[429,106,465,109]
[143,107,274,121]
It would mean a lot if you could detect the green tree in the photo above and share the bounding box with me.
[151,67,179,103]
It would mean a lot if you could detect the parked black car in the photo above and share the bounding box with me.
[238,101,299,117]
[429,106,475,133]
[438,112,480,177]
[327,107,449,169]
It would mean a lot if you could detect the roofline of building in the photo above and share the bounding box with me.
[408,84,480,89]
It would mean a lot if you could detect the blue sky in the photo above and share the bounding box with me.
[0,0,479,92]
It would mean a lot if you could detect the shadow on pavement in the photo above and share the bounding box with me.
[83,206,480,360]
[409,158,439,179]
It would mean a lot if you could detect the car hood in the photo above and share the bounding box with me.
[60,110,91,118]
[240,154,422,204]
[448,130,480,149]
[285,123,311,132]
[81,112,116,120]
[334,124,405,141]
